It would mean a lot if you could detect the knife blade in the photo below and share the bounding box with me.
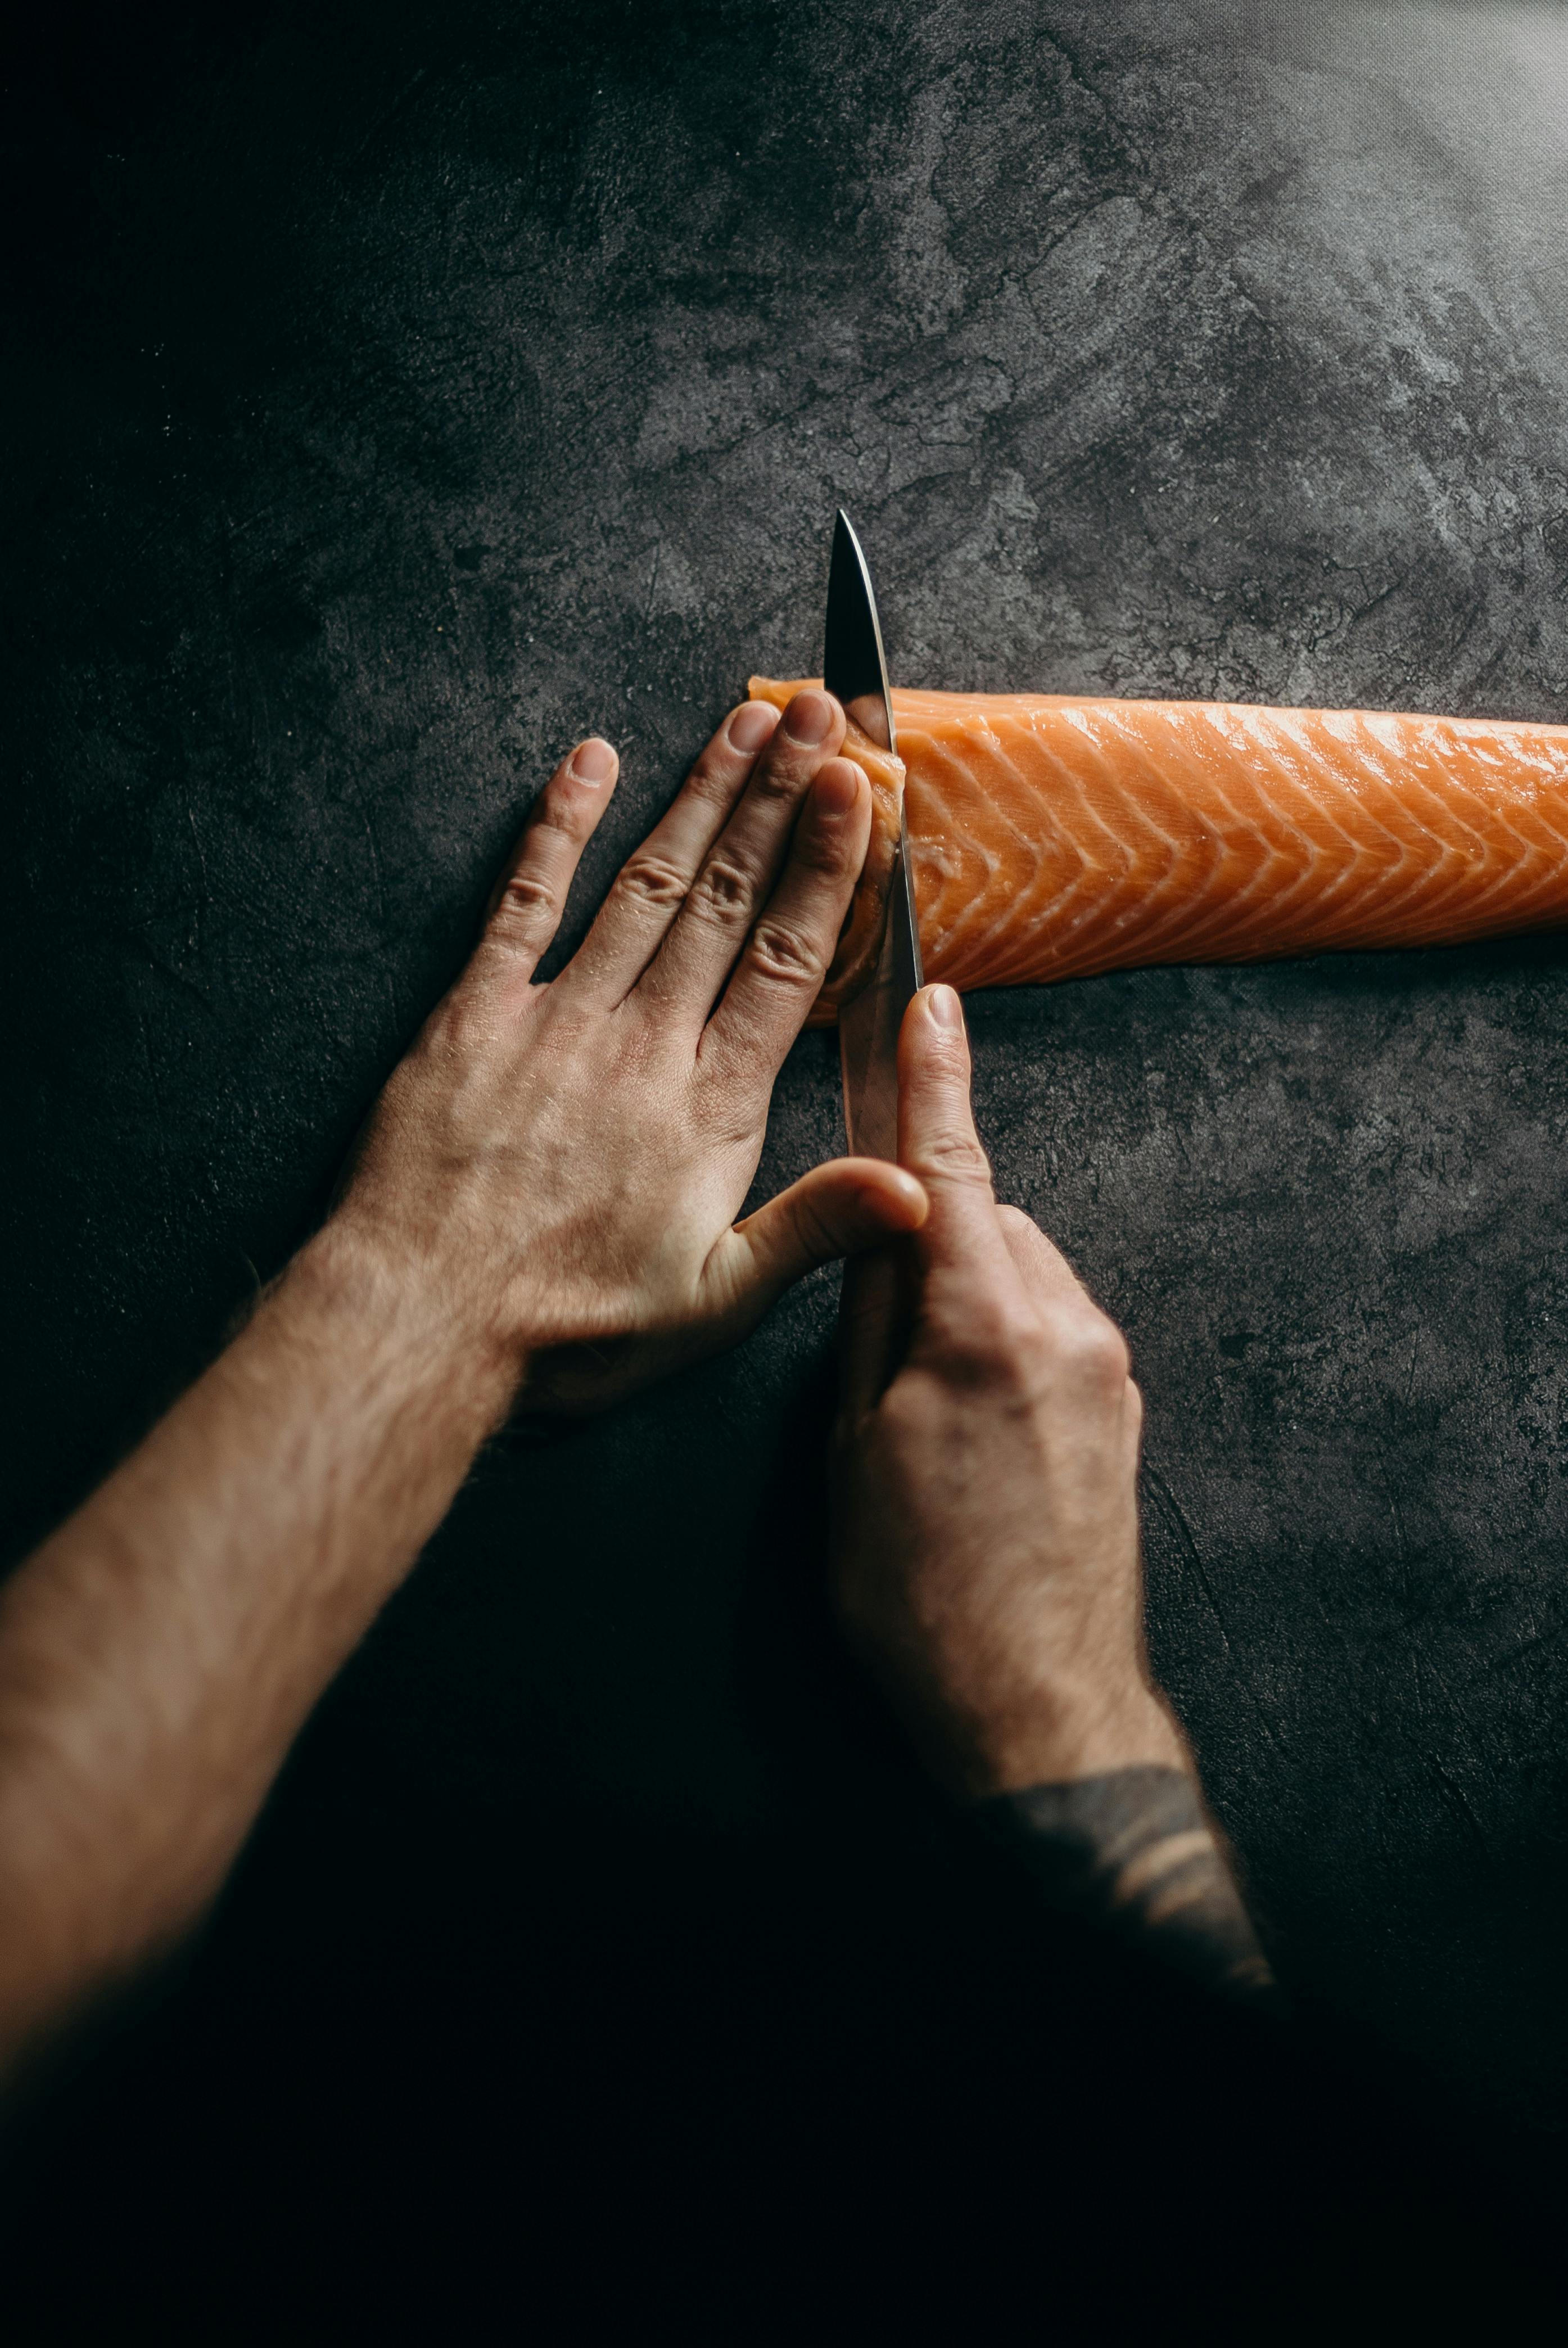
[824,508,923,1162]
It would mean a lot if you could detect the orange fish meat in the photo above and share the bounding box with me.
[747,679,1568,1023]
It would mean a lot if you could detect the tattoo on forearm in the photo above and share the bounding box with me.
[978,1767,1278,2003]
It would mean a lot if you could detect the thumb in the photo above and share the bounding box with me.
[727,1157,928,1313]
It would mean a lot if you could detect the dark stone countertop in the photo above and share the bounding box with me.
[6,0,1568,2220]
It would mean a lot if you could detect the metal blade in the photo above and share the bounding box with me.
[824,508,896,757]
[824,510,923,1162]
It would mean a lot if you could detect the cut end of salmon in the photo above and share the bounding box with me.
[748,676,905,1025]
[754,676,1568,1021]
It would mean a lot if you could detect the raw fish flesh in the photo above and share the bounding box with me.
[746,679,1568,1023]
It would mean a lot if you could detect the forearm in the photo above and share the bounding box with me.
[0,1226,510,2065]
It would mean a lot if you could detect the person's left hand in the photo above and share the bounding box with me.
[326,689,928,1412]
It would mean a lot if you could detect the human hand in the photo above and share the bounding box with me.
[832,985,1187,1796]
[324,691,927,1415]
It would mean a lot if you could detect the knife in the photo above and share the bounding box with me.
[824,509,924,1162]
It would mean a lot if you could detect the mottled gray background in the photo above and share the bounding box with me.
[6,0,1568,2154]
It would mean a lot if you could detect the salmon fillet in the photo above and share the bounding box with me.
[748,678,1568,1024]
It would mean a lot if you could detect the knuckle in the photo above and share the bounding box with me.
[616,854,689,911]
[965,1298,1015,1356]
[878,1377,941,1450]
[751,757,804,807]
[920,1127,992,1184]
[938,1295,1023,1379]
[430,982,501,1059]
[796,820,856,877]
[934,1293,1064,1401]
[493,872,555,927]
[920,1029,972,1081]
[534,799,587,844]
[745,917,825,991]
[534,780,587,831]
[689,856,755,925]
[1052,1306,1131,1393]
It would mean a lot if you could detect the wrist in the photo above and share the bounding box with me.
[284,1218,525,1435]
[960,1677,1190,1799]
[973,1767,1278,2003]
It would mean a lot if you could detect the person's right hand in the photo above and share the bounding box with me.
[832,985,1189,1797]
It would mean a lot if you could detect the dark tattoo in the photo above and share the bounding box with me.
[977,1767,1278,2004]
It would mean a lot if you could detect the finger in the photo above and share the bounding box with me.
[837,1244,910,1425]
[638,689,847,1026]
[701,758,870,1080]
[557,699,784,1006]
[897,985,1016,1284]
[995,1202,1095,1311]
[717,1155,928,1334]
[480,737,619,984]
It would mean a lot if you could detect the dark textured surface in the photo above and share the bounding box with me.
[7,0,1568,2242]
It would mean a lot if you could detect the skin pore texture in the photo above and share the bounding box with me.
[0,688,1267,2079]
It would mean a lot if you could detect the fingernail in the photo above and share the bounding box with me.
[571,738,616,784]
[784,689,835,747]
[811,759,861,819]
[927,983,961,1028]
[729,702,778,753]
